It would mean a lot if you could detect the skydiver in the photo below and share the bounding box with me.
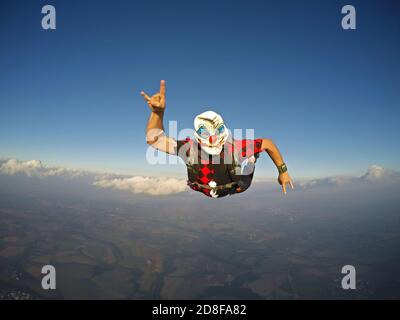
[141,80,294,198]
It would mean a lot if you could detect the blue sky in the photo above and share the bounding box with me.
[0,0,399,179]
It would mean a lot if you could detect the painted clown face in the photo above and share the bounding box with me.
[194,111,229,155]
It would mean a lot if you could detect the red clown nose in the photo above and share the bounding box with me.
[209,135,217,144]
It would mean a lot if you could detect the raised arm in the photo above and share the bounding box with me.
[141,80,177,154]
[261,138,294,195]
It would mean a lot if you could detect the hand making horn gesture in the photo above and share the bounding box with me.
[141,80,166,113]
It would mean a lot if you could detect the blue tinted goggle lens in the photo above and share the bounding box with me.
[216,125,225,135]
[197,127,210,138]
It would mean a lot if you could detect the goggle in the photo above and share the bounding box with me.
[196,124,226,139]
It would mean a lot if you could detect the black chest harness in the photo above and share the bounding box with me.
[185,142,258,195]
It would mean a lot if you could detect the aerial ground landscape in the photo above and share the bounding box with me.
[1,158,399,299]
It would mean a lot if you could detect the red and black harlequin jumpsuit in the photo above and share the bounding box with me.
[177,138,263,198]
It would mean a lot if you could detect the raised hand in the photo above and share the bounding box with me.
[141,80,166,113]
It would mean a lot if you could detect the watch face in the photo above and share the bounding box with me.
[280,164,287,173]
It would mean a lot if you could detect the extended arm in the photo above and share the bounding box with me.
[141,80,177,154]
[261,138,294,194]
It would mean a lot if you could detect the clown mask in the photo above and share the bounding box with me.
[194,111,229,155]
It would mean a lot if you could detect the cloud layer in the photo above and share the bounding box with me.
[360,165,399,181]
[0,158,86,178]
[299,165,400,189]
[1,158,399,195]
[93,176,187,195]
[0,158,187,196]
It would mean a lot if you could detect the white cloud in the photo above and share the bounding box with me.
[93,176,187,195]
[299,175,355,189]
[299,165,400,189]
[360,165,399,181]
[0,158,87,178]
[0,158,187,196]
[0,159,43,176]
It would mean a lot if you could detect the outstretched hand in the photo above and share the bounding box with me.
[278,172,294,195]
[141,80,166,113]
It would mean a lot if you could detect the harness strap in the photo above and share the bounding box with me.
[188,181,238,191]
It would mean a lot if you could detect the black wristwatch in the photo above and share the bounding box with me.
[277,163,288,174]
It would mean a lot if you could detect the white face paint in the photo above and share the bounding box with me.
[194,111,229,155]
